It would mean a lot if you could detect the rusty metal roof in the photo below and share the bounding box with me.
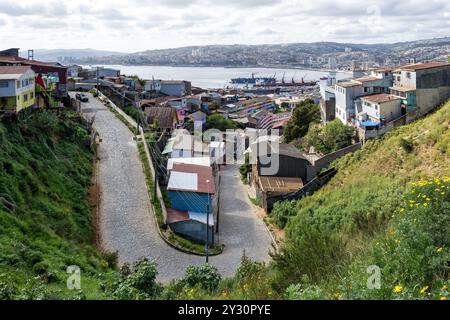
[360,93,401,104]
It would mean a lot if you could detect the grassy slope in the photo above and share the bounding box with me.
[0,112,116,299]
[268,99,450,299]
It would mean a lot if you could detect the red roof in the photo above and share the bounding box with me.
[0,55,67,69]
[354,76,380,83]
[171,163,215,194]
[398,62,450,71]
[0,65,32,75]
[167,208,190,224]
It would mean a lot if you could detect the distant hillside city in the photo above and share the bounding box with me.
[35,37,450,71]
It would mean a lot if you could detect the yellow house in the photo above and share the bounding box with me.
[0,66,36,114]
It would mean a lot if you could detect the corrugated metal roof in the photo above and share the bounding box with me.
[167,208,190,224]
[259,176,303,193]
[189,212,214,226]
[360,93,401,104]
[0,66,32,79]
[169,163,215,194]
[168,171,198,191]
[397,62,450,71]
[167,157,211,170]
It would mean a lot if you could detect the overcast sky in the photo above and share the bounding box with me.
[0,0,449,53]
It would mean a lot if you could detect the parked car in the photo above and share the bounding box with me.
[75,93,89,102]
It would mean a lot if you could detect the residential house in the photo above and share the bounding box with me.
[356,94,403,128]
[97,68,120,78]
[0,66,36,114]
[162,129,194,158]
[187,110,207,127]
[248,110,292,131]
[222,96,276,118]
[144,79,162,92]
[0,51,68,98]
[334,80,363,124]
[334,68,395,125]
[160,80,192,97]
[209,141,226,165]
[246,140,311,212]
[390,62,450,114]
[167,163,216,243]
[144,106,178,132]
[167,157,212,171]
[166,97,188,110]
[67,65,82,78]
[319,77,337,122]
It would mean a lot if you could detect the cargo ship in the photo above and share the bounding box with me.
[230,73,276,85]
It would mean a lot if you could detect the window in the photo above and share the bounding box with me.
[406,72,411,79]
[0,81,8,88]
[24,94,28,102]
[30,92,34,99]
[16,81,21,89]
[375,105,378,110]
[364,87,369,93]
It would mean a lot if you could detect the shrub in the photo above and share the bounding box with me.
[109,258,160,300]
[284,99,321,143]
[400,138,414,153]
[101,251,119,270]
[285,281,325,300]
[183,264,221,292]
[0,275,17,299]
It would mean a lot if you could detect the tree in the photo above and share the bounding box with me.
[208,102,220,112]
[283,99,321,143]
[206,114,238,131]
[304,119,355,155]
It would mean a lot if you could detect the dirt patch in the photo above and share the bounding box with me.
[272,228,285,244]
[89,156,102,247]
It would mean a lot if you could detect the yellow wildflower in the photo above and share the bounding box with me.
[442,285,448,290]
[393,285,403,294]
[420,286,429,294]
[437,247,444,253]
[440,296,447,300]
[423,203,428,207]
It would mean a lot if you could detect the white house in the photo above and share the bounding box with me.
[144,79,162,92]
[335,80,363,124]
[358,94,402,125]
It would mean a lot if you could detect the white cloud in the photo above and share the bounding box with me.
[0,0,448,52]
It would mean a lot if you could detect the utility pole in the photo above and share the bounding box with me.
[96,66,99,97]
[136,99,140,136]
[154,156,158,200]
[205,179,211,263]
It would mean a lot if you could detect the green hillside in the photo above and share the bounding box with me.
[148,100,450,301]
[0,112,116,299]
[1,100,450,300]
[268,99,450,300]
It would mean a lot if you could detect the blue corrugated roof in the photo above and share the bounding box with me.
[361,120,380,127]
